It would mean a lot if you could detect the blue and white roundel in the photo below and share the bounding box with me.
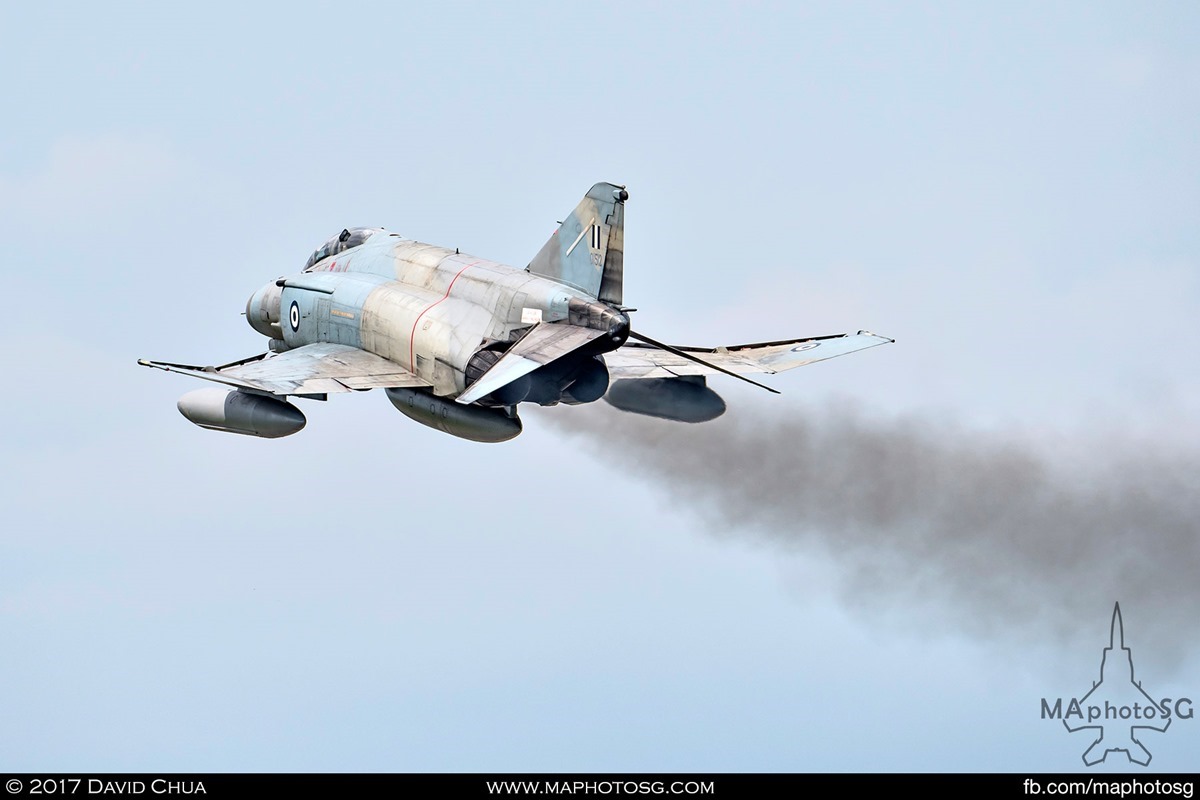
[289,301,300,332]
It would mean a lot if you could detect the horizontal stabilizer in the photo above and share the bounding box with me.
[456,323,605,404]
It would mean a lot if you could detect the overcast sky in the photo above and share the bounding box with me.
[1,1,1198,772]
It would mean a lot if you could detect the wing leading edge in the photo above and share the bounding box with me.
[138,342,430,396]
[604,331,893,381]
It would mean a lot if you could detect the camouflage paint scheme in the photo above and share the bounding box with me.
[140,183,892,441]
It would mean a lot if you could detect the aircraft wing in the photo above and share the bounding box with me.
[138,342,430,396]
[605,331,893,380]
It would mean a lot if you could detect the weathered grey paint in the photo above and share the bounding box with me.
[526,182,627,303]
[602,332,894,379]
[139,343,429,395]
[322,235,625,397]
[142,183,892,441]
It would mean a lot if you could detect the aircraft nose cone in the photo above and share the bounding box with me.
[246,282,283,338]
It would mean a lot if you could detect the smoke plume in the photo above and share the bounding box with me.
[549,402,1200,662]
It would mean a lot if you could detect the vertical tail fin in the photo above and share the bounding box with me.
[527,182,627,305]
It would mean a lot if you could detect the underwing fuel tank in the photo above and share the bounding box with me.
[603,376,727,423]
[177,388,306,438]
[385,388,522,443]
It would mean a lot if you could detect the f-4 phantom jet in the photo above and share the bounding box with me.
[140,183,892,442]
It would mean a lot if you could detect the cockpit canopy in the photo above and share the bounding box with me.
[304,227,381,270]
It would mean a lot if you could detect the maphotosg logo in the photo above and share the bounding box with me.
[1041,603,1193,766]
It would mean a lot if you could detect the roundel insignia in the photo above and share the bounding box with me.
[791,341,819,353]
[289,301,300,332]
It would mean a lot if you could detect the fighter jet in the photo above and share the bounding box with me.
[140,183,892,442]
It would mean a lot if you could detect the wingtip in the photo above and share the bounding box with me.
[857,330,896,344]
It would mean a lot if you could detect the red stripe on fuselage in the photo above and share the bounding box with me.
[409,260,479,373]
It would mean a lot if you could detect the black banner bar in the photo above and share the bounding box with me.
[2,774,1198,798]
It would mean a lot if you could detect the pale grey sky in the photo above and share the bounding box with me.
[1,1,1197,771]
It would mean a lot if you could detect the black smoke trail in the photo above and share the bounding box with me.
[549,402,1200,661]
